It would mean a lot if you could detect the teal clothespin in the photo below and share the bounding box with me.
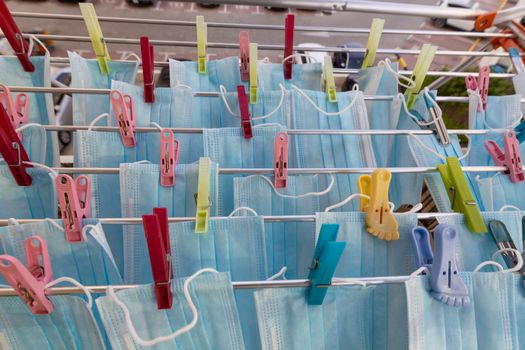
[307,224,346,305]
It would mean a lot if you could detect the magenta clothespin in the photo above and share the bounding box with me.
[239,31,250,82]
[0,84,29,137]
[0,236,53,314]
[485,131,525,183]
[274,132,288,188]
[283,14,295,80]
[56,174,91,242]
[160,129,179,187]
[465,66,490,111]
[110,90,136,148]
[140,36,155,103]
[237,85,252,139]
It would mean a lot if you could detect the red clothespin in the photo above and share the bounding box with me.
[160,129,179,187]
[143,207,173,309]
[56,174,91,242]
[0,103,32,186]
[274,132,288,188]
[140,36,155,103]
[0,84,29,138]
[465,66,490,111]
[485,131,525,183]
[239,31,250,81]
[237,85,252,139]
[0,0,34,72]
[0,236,53,314]
[110,90,136,148]
[283,14,295,80]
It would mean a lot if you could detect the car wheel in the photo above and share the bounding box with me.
[432,18,447,28]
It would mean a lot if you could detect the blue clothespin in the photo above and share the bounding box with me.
[515,120,525,144]
[307,224,345,305]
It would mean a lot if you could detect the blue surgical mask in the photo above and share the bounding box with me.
[475,174,525,211]
[169,57,242,91]
[69,51,138,126]
[257,62,322,91]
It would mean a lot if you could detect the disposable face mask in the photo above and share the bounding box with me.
[257,61,322,91]
[169,57,242,91]
[475,174,525,211]
[69,51,138,126]
[97,271,245,350]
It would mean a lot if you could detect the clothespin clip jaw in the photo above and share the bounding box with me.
[361,18,385,69]
[160,129,179,187]
[196,16,207,74]
[323,56,337,103]
[485,131,524,183]
[237,85,252,139]
[56,174,91,243]
[79,3,111,75]
[110,90,136,148]
[283,14,295,80]
[249,43,258,104]
[422,90,450,145]
[195,157,211,233]
[239,31,250,82]
[0,236,53,314]
[0,0,35,72]
[143,207,173,309]
[0,84,29,138]
[307,224,345,305]
[437,157,487,233]
[404,44,437,109]
[140,36,155,103]
[273,132,288,189]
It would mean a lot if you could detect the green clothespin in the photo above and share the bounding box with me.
[361,18,385,69]
[404,44,437,109]
[437,157,487,233]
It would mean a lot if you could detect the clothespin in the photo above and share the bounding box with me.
[307,224,345,305]
[411,225,470,307]
[357,173,371,212]
[509,48,525,74]
[110,90,136,148]
[239,31,250,81]
[323,56,337,103]
[237,85,252,139]
[361,18,385,69]
[273,132,288,189]
[79,3,111,75]
[143,208,173,309]
[160,129,179,187]
[465,66,490,111]
[404,44,437,108]
[488,220,521,270]
[437,157,487,233]
[0,84,29,138]
[283,14,295,80]
[249,43,258,104]
[0,0,34,72]
[56,174,91,243]
[0,236,53,314]
[0,103,32,186]
[196,16,207,74]
[195,157,211,233]
[140,36,155,103]
[485,131,524,183]
[422,90,450,145]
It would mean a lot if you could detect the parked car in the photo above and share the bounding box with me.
[295,43,328,64]
[332,42,365,69]
[50,68,73,150]
[126,0,156,7]
[431,0,479,31]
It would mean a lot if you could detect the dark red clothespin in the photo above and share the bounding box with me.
[0,0,34,72]
[56,174,91,242]
[160,129,179,187]
[143,208,173,309]
[239,31,250,82]
[237,85,252,139]
[283,14,295,80]
[485,131,525,183]
[0,103,32,186]
[110,90,136,148]
[274,132,288,188]
[140,36,155,103]
[0,236,53,314]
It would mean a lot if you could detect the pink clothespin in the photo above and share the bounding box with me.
[485,131,524,183]
[110,90,136,147]
[160,129,179,187]
[0,236,53,314]
[143,207,173,309]
[283,14,295,80]
[56,174,91,242]
[0,84,29,138]
[274,132,288,188]
[239,31,250,82]
[140,36,155,103]
[0,0,35,72]
[237,85,252,139]
[465,66,490,111]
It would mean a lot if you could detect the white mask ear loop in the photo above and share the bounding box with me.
[324,192,395,212]
[379,58,416,90]
[500,205,522,212]
[150,122,163,131]
[219,84,286,121]
[266,266,287,280]
[120,52,141,62]
[407,130,470,162]
[281,53,319,64]
[468,90,523,130]
[87,113,110,131]
[27,35,50,57]
[228,207,259,217]
[291,84,360,116]
[108,268,218,347]
[491,248,524,273]
[45,277,93,309]
[11,123,47,164]
[248,173,335,199]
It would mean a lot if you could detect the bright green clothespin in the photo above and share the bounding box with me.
[323,56,337,103]
[196,16,207,74]
[79,3,110,75]
[361,18,385,69]
[437,157,487,234]
[404,44,437,108]
[249,43,258,104]
[195,157,211,233]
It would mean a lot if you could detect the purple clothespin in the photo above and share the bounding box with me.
[485,130,524,183]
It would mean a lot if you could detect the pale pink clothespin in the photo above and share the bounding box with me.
[485,131,524,183]
[239,31,250,82]
[56,174,91,242]
[0,84,29,138]
[274,132,288,188]
[160,129,179,187]
[465,66,490,111]
[110,90,136,147]
[0,236,53,314]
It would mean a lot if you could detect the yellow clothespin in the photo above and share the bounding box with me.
[249,43,258,104]
[361,18,385,69]
[195,157,211,233]
[79,3,110,75]
[404,44,437,108]
[323,56,337,103]
[357,174,371,212]
[196,16,207,74]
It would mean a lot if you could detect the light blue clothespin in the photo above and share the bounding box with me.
[307,224,345,305]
